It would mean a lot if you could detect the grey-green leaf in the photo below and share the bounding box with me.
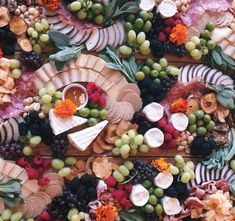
[48,30,70,47]
[217,94,235,109]
[50,47,77,62]
[220,90,235,98]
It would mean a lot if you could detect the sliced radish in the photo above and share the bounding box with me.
[94,29,104,51]
[201,67,211,80]
[205,69,218,83]
[211,71,223,84]
[43,9,58,17]
[67,28,78,39]
[85,29,100,51]
[47,16,60,24]
[3,121,13,144]
[179,65,190,83]
[0,123,5,144]
[53,21,68,30]
[60,26,74,35]
[195,65,208,79]
[113,23,120,48]
[80,30,92,43]
[8,118,19,141]
[116,22,125,45]
[187,65,196,82]
[96,28,109,52]
[107,25,116,46]
[70,30,86,44]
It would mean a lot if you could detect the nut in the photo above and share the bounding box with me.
[14,8,21,15]
[24,11,29,17]
[24,106,30,112]
[28,7,35,15]
[33,96,39,102]
[188,136,194,143]
[34,103,40,112]
[38,112,45,119]
[29,103,36,111]
[181,141,188,146]
[23,113,28,118]
[177,146,185,151]
[21,5,28,13]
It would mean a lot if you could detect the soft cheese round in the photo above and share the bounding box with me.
[144,128,164,148]
[130,184,150,206]
[171,113,189,131]
[158,0,177,18]
[161,196,182,215]
[154,173,173,189]
[142,102,164,122]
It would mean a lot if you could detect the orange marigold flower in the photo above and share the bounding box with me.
[96,205,118,221]
[170,24,188,45]
[152,158,170,173]
[40,0,60,10]
[54,99,77,118]
[171,98,188,113]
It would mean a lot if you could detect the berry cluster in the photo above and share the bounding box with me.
[0,142,23,160]
[156,117,180,148]
[50,133,69,158]
[0,27,17,55]
[17,156,51,183]
[20,51,43,71]
[37,210,51,221]
[86,82,106,107]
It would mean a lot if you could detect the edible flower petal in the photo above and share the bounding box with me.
[54,99,77,118]
[96,205,118,221]
[152,157,170,173]
[170,24,188,45]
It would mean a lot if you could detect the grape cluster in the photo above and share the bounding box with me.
[0,209,26,221]
[185,23,216,61]
[48,175,97,220]
[9,59,22,79]
[50,133,69,158]
[20,51,43,71]
[112,129,149,159]
[112,161,134,183]
[163,40,187,57]
[0,142,23,160]
[130,160,158,184]
[27,18,51,54]
[67,0,105,25]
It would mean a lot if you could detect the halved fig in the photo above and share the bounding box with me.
[105,123,118,144]
[214,105,230,122]
[186,96,200,114]
[200,93,218,114]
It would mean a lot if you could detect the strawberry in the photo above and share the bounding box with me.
[173,130,180,138]
[26,167,39,179]
[94,86,103,94]
[38,176,49,186]
[39,210,50,220]
[117,184,124,190]
[42,159,51,169]
[167,139,177,148]
[89,92,100,104]
[17,157,28,167]
[158,32,167,42]
[86,82,96,95]
[124,200,133,211]
[112,190,125,201]
[33,156,43,166]
[105,176,116,187]
[164,133,173,141]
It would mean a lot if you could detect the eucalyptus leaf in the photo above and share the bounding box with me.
[220,90,235,98]
[48,30,70,47]
[120,210,144,221]
[212,50,223,66]
[216,94,235,109]
[2,196,22,208]
[54,60,69,71]
[51,47,78,62]
[214,84,225,92]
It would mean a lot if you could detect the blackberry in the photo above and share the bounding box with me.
[2,45,14,55]
[165,186,178,198]
[6,31,17,44]
[0,142,23,160]
[20,51,43,71]
[0,28,7,41]
[190,137,214,156]
[174,182,190,200]
[18,122,28,136]
[28,124,40,136]
[63,0,74,3]
[50,133,69,157]
[40,122,54,145]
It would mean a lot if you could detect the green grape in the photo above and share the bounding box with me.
[142,179,152,188]
[119,165,130,176]
[120,144,130,155]
[134,18,144,29]
[88,118,98,126]
[112,147,120,155]
[152,63,162,71]
[70,1,82,11]
[121,134,130,144]
[189,170,196,180]
[190,49,201,57]
[2,209,12,220]
[230,160,235,170]
[127,129,136,139]
[181,172,191,183]
[71,214,80,221]
[143,20,152,32]
[10,59,21,69]
[126,14,136,23]
[33,44,42,54]
[26,219,34,221]
[124,22,133,32]
[46,85,56,95]
[141,65,151,75]
[40,34,49,42]
[139,10,148,21]
[206,121,215,132]
[65,157,77,166]
[58,167,71,177]
[183,165,191,172]
[12,69,22,79]
[31,30,39,39]
[55,91,62,99]
[148,186,154,194]
[185,41,196,51]
[41,94,52,104]
[195,110,205,120]
[37,40,46,49]
[185,161,194,169]
[134,134,144,145]
[41,103,52,113]
[149,195,158,205]
[154,188,163,197]
[29,136,42,146]
[112,170,124,182]
[170,164,179,175]
[144,204,154,213]
[175,162,185,170]
[123,161,134,170]
[79,108,90,118]
[175,155,184,163]
[190,36,200,45]
[27,27,35,36]
[94,15,104,25]
[90,109,100,118]
[155,204,163,215]
[91,3,102,14]
[11,212,22,221]
[41,18,49,30]
[114,139,122,147]
[188,114,196,125]
[159,58,168,68]
[35,22,44,32]
[127,30,136,45]
[140,47,150,55]
[52,159,65,170]
[99,109,107,120]
[137,31,146,45]
[139,40,150,52]
[67,208,79,220]
[77,9,87,20]
[135,71,145,81]
[78,212,85,220]
[119,45,132,56]
[139,144,149,153]
[145,58,154,67]
[169,67,180,76]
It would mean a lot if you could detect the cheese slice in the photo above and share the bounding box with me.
[93,58,106,72]
[8,165,23,178]
[0,158,6,172]
[60,71,71,86]
[35,67,50,83]
[210,27,233,42]
[51,75,64,89]
[79,68,89,82]
[76,54,88,68]
[49,110,88,135]
[42,62,57,78]
[69,68,79,82]
[17,170,28,183]
[223,45,235,59]
[3,162,15,175]
[68,59,77,69]
[68,120,108,151]
[34,76,45,90]
[86,55,98,69]
[23,179,40,193]
[20,186,32,199]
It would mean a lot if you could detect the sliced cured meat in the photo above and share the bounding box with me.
[94,29,104,51]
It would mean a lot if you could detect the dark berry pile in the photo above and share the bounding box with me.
[0,142,23,160]
[138,76,177,106]
[20,51,43,71]
[0,27,17,55]
[163,40,187,57]
[130,160,158,184]
[147,214,161,221]
[47,174,97,220]
[50,133,69,158]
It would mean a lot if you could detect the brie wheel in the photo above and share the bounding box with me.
[130,184,149,206]
[158,0,177,18]
[154,173,173,189]
[162,196,182,215]
[171,113,189,131]
[144,128,164,148]
[143,102,164,122]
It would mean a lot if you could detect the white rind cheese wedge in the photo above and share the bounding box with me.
[68,120,108,151]
[49,110,88,136]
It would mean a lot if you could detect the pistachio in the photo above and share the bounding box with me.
[38,112,45,119]
[24,106,30,112]
[29,103,36,110]
[34,103,40,112]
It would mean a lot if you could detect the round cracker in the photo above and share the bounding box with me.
[45,184,63,198]
[92,157,112,180]
[121,101,135,121]
[119,83,140,96]
[122,93,142,112]
[117,89,138,102]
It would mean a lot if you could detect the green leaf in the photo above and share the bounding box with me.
[220,90,235,98]
[2,196,22,208]
[48,30,70,47]
[211,49,223,66]
[120,210,144,221]
[216,93,235,109]
[54,60,69,71]
[50,47,78,62]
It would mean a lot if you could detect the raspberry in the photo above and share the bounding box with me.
[164,27,172,35]
[173,13,181,19]
[98,96,106,107]
[39,210,50,220]
[94,86,103,94]
[105,176,116,187]
[33,156,43,166]
[164,123,175,134]
[42,159,51,169]
[157,118,167,128]
[164,133,173,141]
[165,18,174,26]
[86,82,96,95]
[173,130,180,138]
[117,184,124,190]
[158,32,167,42]
[112,190,125,201]
[174,19,182,25]
[26,167,39,179]
[124,183,132,193]
[120,197,127,206]
[38,176,49,186]
[17,157,28,167]
[89,92,100,104]
[124,200,133,211]
[167,139,177,148]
